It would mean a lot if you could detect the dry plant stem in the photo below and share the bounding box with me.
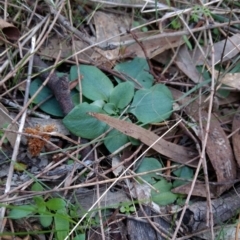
[0,36,36,232]
[130,31,157,80]
[65,119,182,239]
[86,143,143,184]
[67,0,82,104]
[0,0,64,85]
[0,98,50,119]
[202,27,215,239]
[95,149,106,240]
[0,165,180,204]
[46,0,97,47]
[171,37,216,240]
[0,15,49,74]
[27,0,38,27]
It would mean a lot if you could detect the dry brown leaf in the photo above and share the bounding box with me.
[40,36,94,62]
[120,30,186,59]
[0,19,20,41]
[192,34,240,66]
[171,88,237,197]
[232,106,240,167]
[92,11,120,67]
[172,182,215,198]
[90,113,198,167]
[175,45,203,83]
[219,72,240,90]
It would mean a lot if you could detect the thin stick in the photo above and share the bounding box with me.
[0,36,36,232]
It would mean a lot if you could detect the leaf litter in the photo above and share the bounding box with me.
[1,0,240,239]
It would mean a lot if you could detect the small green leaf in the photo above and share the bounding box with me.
[63,103,109,139]
[129,84,173,123]
[73,234,86,240]
[153,179,172,192]
[31,182,43,191]
[104,129,129,153]
[217,88,230,98]
[70,65,113,101]
[39,212,53,228]
[103,102,117,115]
[91,99,105,108]
[46,198,66,211]
[8,205,36,219]
[173,166,193,188]
[120,206,126,213]
[109,82,134,109]
[135,158,162,184]
[33,196,45,207]
[151,179,177,205]
[152,191,177,206]
[114,58,154,89]
[54,209,70,240]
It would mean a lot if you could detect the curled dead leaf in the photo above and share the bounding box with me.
[0,19,20,41]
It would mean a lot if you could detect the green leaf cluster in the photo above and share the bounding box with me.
[63,57,173,153]
[135,158,194,206]
[8,183,72,240]
[29,58,173,153]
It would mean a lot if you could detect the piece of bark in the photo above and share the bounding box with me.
[182,183,240,233]
[232,106,240,167]
[31,55,73,115]
[127,206,174,240]
[171,88,237,197]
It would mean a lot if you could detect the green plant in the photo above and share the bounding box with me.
[190,5,211,22]
[119,202,136,215]
[135,158,194,206]
[29,58,173,153]
[8,182,74,240]
[170,17,182,30]
[62,57,173,153]
[0,123,9,144]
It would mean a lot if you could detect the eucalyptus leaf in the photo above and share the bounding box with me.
[135,158,162,184]
[129,84,173,123]
[109,82,134,109]
[114,57,154,89]
[70,65,113,101]
[63,103,108,139]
